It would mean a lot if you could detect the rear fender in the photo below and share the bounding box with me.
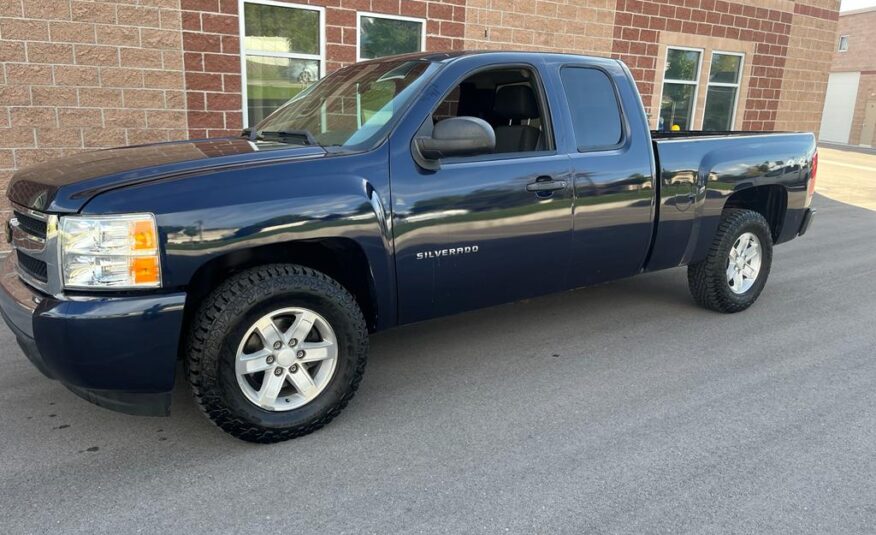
[647,134,814,270]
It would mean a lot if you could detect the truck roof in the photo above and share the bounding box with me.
[363,49,618,66]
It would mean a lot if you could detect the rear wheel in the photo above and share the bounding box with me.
[688,209,773,313]
[186,264,368,443]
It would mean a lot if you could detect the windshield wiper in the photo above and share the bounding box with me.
[255,129,319,146]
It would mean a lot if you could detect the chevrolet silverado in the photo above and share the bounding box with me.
[0,51,817,442]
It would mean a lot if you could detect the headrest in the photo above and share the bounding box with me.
[492,85,539,121]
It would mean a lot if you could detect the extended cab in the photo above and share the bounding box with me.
[0,52,816,442]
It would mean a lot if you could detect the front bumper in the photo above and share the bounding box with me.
[0,254,186,416]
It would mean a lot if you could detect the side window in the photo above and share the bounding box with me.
[560,67,624,151]
[431,67,551,154]
[432,85,460,123]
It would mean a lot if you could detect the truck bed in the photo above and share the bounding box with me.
[646,130,817,273]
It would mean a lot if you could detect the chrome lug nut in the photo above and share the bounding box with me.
[296,350,305,359]
[289,364,298,373]
[266,355,275,364]
[273,341,283,350]
[288,338,298,347]
[274,367,283,376]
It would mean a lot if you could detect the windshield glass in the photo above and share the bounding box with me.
[254,59,436,149]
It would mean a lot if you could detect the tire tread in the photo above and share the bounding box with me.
[185,264,368,443]
[687,209,773,313]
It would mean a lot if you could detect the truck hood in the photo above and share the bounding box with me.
[7,137,327,213]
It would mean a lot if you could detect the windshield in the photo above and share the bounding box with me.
[253,59,437,150]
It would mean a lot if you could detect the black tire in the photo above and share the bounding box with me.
[185,264,368,443]
[687,209,773,313]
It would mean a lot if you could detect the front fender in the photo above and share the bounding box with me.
[80,147,396,329]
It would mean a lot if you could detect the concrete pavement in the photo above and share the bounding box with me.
[816,146,876,210]
[0,148,874,534]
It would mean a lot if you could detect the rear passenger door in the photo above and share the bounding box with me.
[390,62,574,324]
[557,63,656,287]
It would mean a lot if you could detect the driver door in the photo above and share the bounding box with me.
[390,63,574,324]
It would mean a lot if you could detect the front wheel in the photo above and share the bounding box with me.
[688,209,773,313]
[186,264,368,443]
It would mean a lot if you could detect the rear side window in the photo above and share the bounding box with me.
[560,67,624,151]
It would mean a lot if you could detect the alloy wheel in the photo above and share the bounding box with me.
[235,307,338,411]
[726,231,762,294]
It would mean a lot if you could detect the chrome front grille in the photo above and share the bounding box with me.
[16,250,48,283]
[9,203,57,294]
[12,209,47,239]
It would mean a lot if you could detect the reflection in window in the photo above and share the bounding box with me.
[358,13,425,60]
[560,67,623,150]
[255,60,434,150]
[242,1,323,126]
[659,48,701,131]
[702,53,743,131]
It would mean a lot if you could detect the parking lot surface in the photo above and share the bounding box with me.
[1,147,874,534]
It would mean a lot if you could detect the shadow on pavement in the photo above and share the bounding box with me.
[1,193,875,533]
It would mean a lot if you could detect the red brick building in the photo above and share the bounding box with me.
[818,6,876,146]
[0,0,840,232]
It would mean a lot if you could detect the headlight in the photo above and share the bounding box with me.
[60,214,161,289]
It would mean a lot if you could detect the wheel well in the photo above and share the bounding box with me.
[723,185,787,241]
[182,239,379,334]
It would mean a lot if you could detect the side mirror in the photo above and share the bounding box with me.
[412,116,495,170]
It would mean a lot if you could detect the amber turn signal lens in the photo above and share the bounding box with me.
[60,213,162,289]
[130,256,161,285]
[131,220,157,251]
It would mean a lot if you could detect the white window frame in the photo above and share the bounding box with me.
[838,35,849,52]
[658,46,704,130]
[702,50,745,131]
[238,0,326,127]
[355,11,426,62]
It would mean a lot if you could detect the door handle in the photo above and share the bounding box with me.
[526,178,567,193]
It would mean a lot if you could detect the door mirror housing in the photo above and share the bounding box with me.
[412,116,496,170]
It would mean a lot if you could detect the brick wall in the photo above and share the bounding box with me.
[826,9,876,146]
[181,0,466,139]
[0,0,188,221]
[648,32,757,130]
[830,8,876,73]
[847,74,876,146]
[0,0,842,232]
[610,0,804,131]
[463,0,616,56]
[774,1,838,135]
[464,0,838,133]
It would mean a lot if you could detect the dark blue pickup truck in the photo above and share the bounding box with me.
[1,51,816,442]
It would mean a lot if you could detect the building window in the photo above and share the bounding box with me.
[240,0,325,127]
[838,35,849,52]
[357,12,425,61]
[702,52,744,131]
[659,47,702,131]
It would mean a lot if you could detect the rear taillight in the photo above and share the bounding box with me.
[808,151,818,200]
